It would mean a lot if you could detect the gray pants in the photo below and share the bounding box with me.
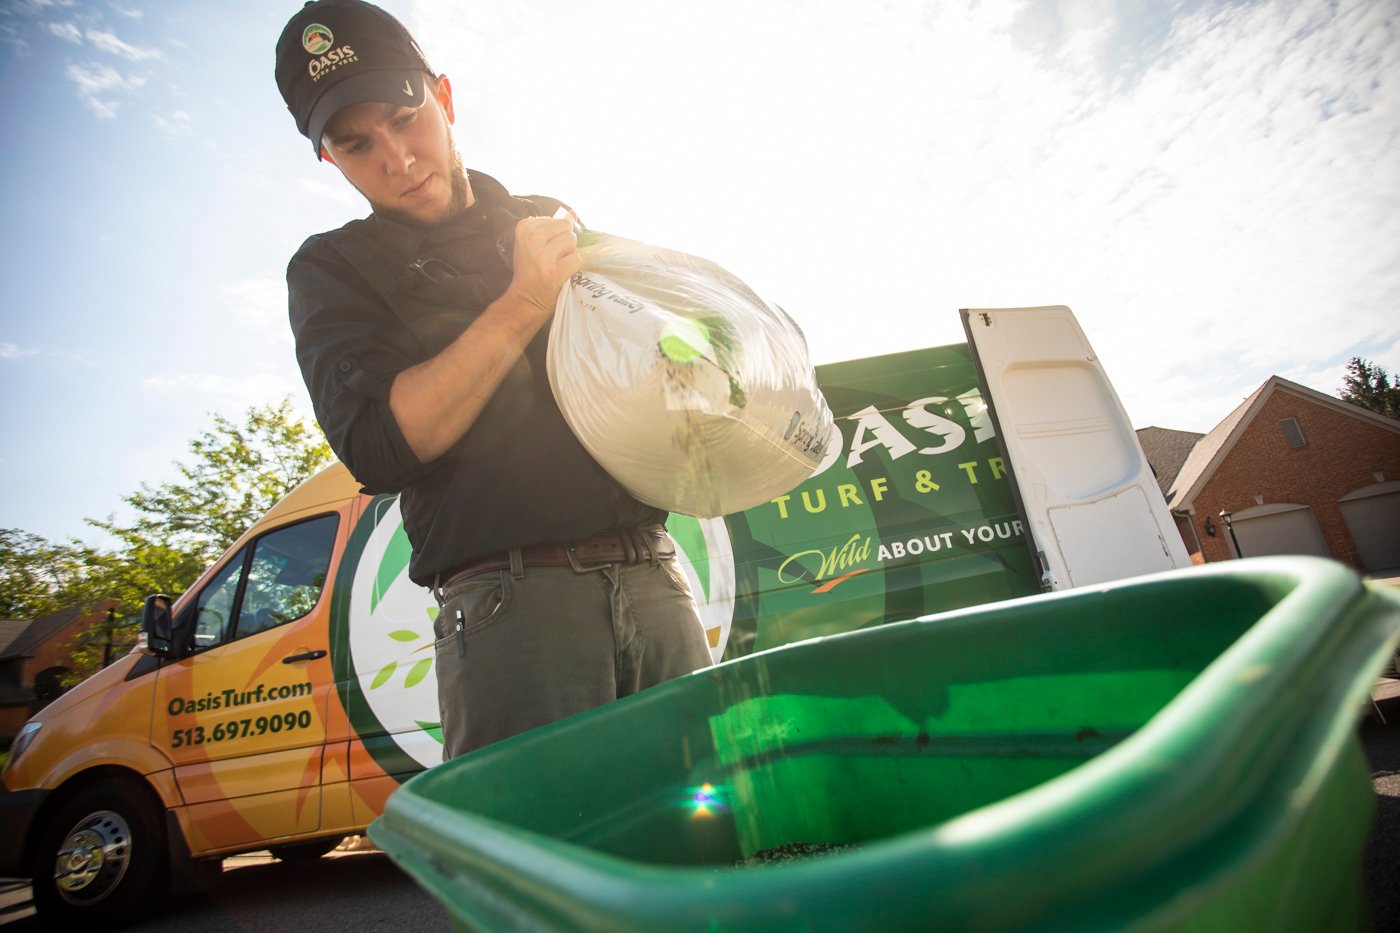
[431,549,713,760]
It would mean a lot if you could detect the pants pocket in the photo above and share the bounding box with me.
[433,571,512,651]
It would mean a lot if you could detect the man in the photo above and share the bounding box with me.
[274,0,712,759]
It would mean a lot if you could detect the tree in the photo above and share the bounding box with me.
[0,529,87,619]
[1339,357,1400,420]
[6,399,333,684]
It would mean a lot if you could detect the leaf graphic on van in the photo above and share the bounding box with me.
[388,629,419,642]
[415,721,443,745]
[667,516,710,600]
[371,523,413,614]
[404,658,433,688]
[371,661,397,689]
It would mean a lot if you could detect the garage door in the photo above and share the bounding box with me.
[1339,485,1400,572]
[1230,504,1330,559]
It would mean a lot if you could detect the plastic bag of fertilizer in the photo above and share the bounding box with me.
[547,229,834,517]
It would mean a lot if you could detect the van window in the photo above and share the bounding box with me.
[194,549,247,649]
[234,514,339,639]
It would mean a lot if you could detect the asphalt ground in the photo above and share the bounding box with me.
[1362,684,1400,932]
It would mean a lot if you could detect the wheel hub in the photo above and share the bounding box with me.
[54,810,131,902]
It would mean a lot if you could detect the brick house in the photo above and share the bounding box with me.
[0,600,120,741]
[1137,376,1400,572]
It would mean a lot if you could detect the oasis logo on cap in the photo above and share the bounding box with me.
[304,22,358,82]
[302,24,333,55]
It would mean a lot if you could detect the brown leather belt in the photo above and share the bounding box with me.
[440,526,675,587]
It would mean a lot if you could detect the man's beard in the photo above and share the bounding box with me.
[366,132,471,228]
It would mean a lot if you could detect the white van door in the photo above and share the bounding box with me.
[961,306,1191,589]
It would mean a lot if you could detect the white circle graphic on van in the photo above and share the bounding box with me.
[345,497,736,772]
[345,497,443,769]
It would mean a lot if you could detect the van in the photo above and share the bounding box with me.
[0,306,1187,922]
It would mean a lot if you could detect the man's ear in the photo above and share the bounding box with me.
[435,74,455,125]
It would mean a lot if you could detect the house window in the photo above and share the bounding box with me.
[1280,418,1306,449]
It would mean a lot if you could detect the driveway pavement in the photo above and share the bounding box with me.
[1362,688,1400,930]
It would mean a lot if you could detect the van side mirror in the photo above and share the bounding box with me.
[139,594,177,658]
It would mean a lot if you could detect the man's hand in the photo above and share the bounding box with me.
[386,215,582,463]
[505,216,581,316]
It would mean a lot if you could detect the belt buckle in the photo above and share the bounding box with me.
[566,544,612,573]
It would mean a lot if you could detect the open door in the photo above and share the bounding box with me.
[962,306,1190,590]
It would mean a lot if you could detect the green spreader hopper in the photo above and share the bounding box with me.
[370,557,1400,931]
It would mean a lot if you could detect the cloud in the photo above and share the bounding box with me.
[152,109,194,137]
[300,176,364,210]
[109,2,142,18]
[992,0,1400,429]
[0,343,39,360]
[85,26,160,61]
[221,277,291,344]
[46,21,80,42]
[144,372,303,409]
[65,61,145,117]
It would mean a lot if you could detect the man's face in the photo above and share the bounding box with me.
[321,76,472,227]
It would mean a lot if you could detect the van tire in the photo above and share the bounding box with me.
[32,778,169,928]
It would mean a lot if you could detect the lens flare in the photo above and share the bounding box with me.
[684,782,729,820]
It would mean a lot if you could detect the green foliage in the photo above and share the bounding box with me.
[1338,357,1400,420]
[60,609,140,687]
[0,529,88,619]
[4,399,333,685]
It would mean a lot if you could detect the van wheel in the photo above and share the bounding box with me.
[269,837,341,861]
[32,778,169,928]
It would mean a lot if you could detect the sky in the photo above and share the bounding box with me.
[1,0,1397,547]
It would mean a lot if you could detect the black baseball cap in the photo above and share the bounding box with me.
[275,0,434,159]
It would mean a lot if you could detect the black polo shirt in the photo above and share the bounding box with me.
[287,171,664,585]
